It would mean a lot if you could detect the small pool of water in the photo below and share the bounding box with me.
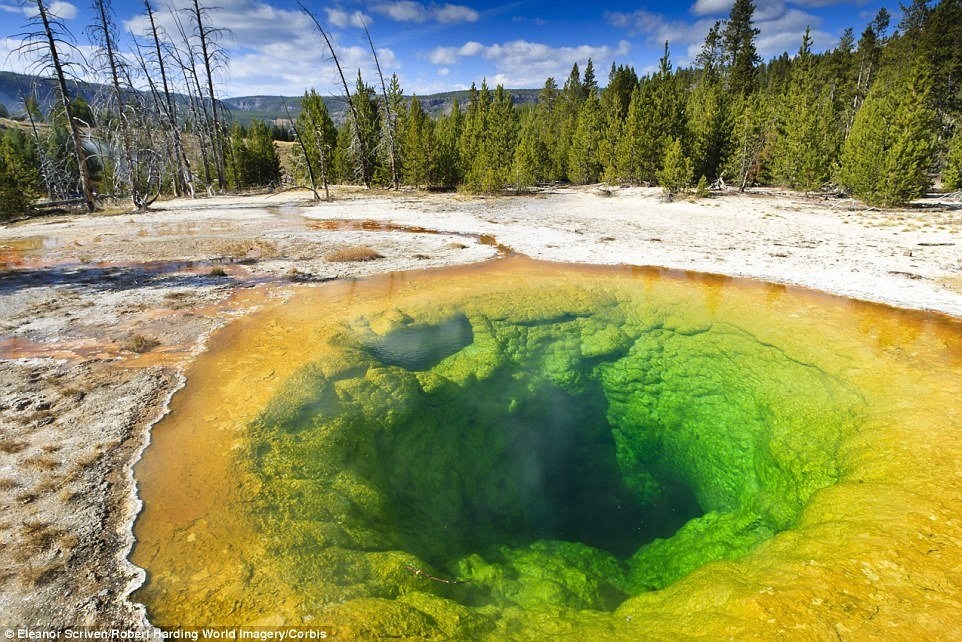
[130,258,962,638]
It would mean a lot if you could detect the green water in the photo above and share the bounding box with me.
[245,285,861,631]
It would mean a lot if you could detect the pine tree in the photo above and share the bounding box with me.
[598,95,624,183]
[603,63,638,122]
[512,108,548,189]
[771,28,840,191]
[297,90,337,198]
[249,119,281,186]
[687,25,732,181]
[0,132,41,220]
[726,92,773,190]
[333,123,354,182]
[227,120,280,188]
[434,99,463,188]
[943,128,962,191]
[226,122,248,188]
[556,64,584,180]
[898,0,930,37]
[723,0,761,96]
[613,43,683,184]
[459,81,487,187]
[562,63,584,110]
[378,73,405,188]
[837,64,940,206]
[461,83,516,191]
[614,85,646,183]
[920,0,962,118]
[695,21,724,82]
[687,81,729,182]
[401,95,436,188]
[656,137,693,196]
[537,77,566,181]
[851,10,889,128]
[484,85,519,189]
[582,59,598,100]
[567,93,603,184]
[349,71,381,185]
[599,63,638,182]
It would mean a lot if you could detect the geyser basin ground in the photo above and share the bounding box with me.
[131,258,962,639]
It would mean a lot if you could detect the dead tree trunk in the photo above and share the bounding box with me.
[189,0,226,191]
[142,0,193,198]
[282,97,319,200]
[91,0,142,209]
[170,11,214,192]
[300,3,370,187]
[31,0,96,212]
[362,20,399,190]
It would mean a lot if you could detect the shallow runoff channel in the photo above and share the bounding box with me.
[129,257,962,640]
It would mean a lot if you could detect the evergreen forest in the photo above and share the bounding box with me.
[3,0,962,220]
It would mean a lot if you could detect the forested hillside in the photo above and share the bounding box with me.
[2,0,961,219]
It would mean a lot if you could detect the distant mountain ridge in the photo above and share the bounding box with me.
[221,89,541,124]
[0,71,540,126]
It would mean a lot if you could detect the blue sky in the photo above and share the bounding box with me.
[2,0,893,97]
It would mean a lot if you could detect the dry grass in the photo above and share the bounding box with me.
[59,487,84,502]
[59,386,86,401]
[21,562,65,588]
[33,475,65,496]
[23,410,54,426]
[220,239,278,260]
[325,246,384,263]
[20,521,60,554]
[123,334,160,353]
[15,491,38,505]
[0,478,19,491]
[66,449,103,483]
[209,266,228,277]
[23,455,60,471]
[0,440,28,454]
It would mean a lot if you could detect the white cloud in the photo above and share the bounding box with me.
[325,8,373,29]
[431,38,632,87]
[458,41,484,56]
[48,0,76,19]
[437,66,449,76]
[606,8,665,34]
[373,1,427,22]
[756,8,834,55]
[689,0,848,20]
[435,4,479,23]
[609,0,836,67]
[690,0,802,19]
[429,47,458,64]
[16,0,78,20]
[371,1,478,24]
[122,0,403,96]
[1,34,98,82]
[690,0,732,17]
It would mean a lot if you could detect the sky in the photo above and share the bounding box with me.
[1,0,895,98]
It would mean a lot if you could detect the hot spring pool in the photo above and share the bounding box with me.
[131,258,962,639]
